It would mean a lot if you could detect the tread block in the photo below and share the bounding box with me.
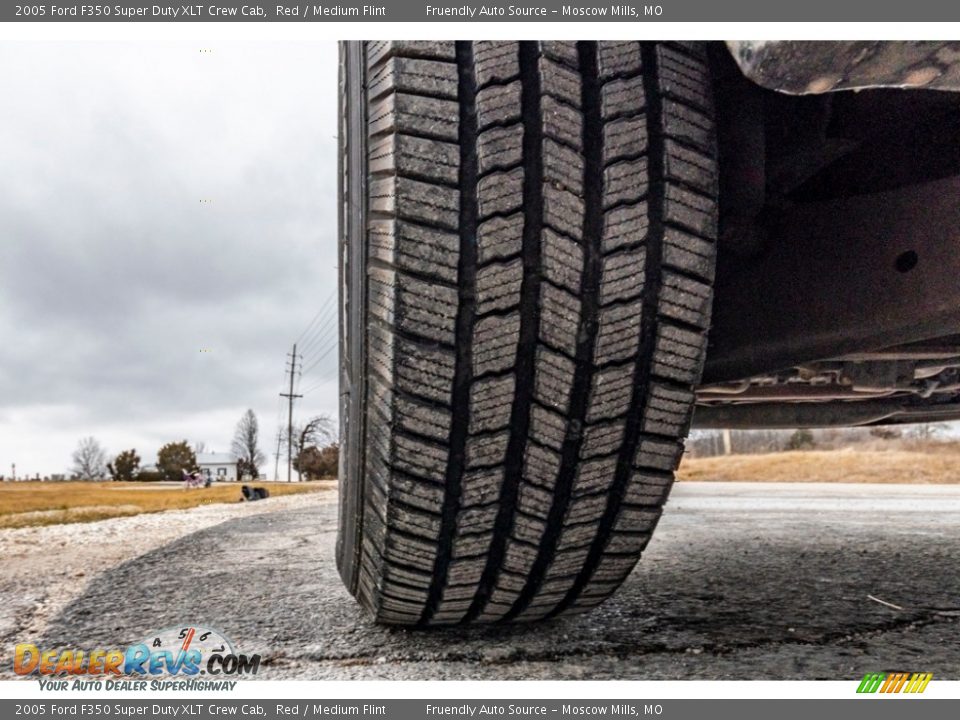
[477,257,523,316]
[542,228,584,294]
[662,98,714,154]
[370,92,459,142]
[395,393,452,442]
[477,81,523,130]
[602,202,648,254]
[368,56,458,102]
[540,55,582,111]
[541,96,582,152]
[475,41,520,88]
[390,471,446,514]
[393,270,458,344]
[446,558,486,585]
[478,213,523,265]
[604,531,651,556]
[543,184,584,242]
[657,45,713,111]
[538,285,582,359]
[603,115,648,165]
[369,219,459,286]
[369,133,458,185]
[394,336,455,405]
[461,467,503,507]
[664,139,717,196]
[659,270,713,328]
[663,227,715,282]
[370,176,459,231]
[469,374,516,434]
[385,502,442,540]
[623,469,673,507]
[367,41,456,69]
[651,324,706,384]
[543,138,584,197]
[573,455,619,496]
[601,75,645,120]
[478,168,524,219]
[664,183,717,239]
[541,41,579,69]
[534,345,577,413]
[385,534,438,569]
[392,433,449,484]
[597,42,643,80]
[530,403,567,451]
[599,245,646,306]
[478,124,523,177]
[604,157,649,209]
[517,481,554,522]
[466,430,510,469]
[455,503,499,534]
[594,300,643,364]
[580,419,625,459]
[523,442,561,490]
[642,384,695,436]
[634,436,684,472]
[473,313,520,375]
[452,531,494,559]
[587,361,635,422]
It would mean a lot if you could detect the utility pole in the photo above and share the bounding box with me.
[273,428,283,481]
[279,344,302,482]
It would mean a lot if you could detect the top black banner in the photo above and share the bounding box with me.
[5,0,960,22]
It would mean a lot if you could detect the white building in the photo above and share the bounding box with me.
[196,452,239,482]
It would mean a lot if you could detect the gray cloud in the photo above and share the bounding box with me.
[0,41,339,476]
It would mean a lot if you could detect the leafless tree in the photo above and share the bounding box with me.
[295,414,336,461]
[71,437,108,480]
[232,409,266,479]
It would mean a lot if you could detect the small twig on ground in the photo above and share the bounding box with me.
[868,594,960,617]
[867,594,905,611]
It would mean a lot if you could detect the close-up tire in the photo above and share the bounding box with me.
[337,40,718,626]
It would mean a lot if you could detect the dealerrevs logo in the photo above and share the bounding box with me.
[14,625,260,679]
[856,672,933,694]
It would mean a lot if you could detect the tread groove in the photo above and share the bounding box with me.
[462,41,544,624]
[548,42,669,617]
[419,41,479,626]
[504,41,604,620]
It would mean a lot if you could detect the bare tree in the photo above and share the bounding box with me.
[232,409,266,479]
[193,441,207,454]
[295,415,335,462]
[71,437,108,480]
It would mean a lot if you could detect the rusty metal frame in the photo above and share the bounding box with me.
[703,174,960,386]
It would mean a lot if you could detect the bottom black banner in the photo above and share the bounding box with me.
[3,699,957,720]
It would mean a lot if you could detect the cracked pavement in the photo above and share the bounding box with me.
[28,483,960,679]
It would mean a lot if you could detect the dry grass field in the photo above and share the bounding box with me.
[678,448,960,484]
[0,480,334,529]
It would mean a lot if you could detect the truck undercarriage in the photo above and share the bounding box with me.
[697,41,960,427]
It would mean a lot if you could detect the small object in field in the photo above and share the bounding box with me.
[241,485,269,501]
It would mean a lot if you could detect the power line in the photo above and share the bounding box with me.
[294,289,336,344]
[300,340,338,378]
[298,308,338,358]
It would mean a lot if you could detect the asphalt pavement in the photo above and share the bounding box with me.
[39,483,960,679]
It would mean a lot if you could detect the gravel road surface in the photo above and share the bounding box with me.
[9,483,960,680]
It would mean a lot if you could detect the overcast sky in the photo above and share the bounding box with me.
[0,41,339,478]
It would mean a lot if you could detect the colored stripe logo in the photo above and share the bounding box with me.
[857,672,933,694]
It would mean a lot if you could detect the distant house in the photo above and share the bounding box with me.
[196,452,239,482]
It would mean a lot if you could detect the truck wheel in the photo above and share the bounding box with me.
[337,41,717,625]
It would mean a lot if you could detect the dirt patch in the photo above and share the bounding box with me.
[678,449,960,483]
